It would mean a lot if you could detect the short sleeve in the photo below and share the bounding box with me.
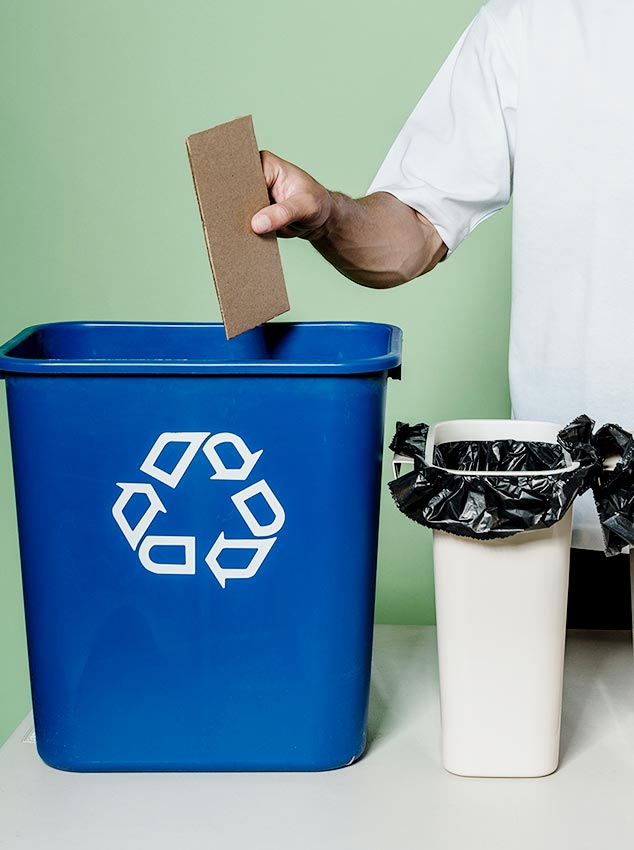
[366,4,518,254]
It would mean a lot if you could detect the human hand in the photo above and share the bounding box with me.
[251,150,333,240]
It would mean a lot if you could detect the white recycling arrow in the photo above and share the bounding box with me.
[112,483,167,551]
[203,432,263,481]
[204,533,276,588]
[138,535,196,575]
[140,432,210,488]
[231,479,286,537]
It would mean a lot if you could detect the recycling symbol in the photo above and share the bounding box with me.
[111,432,285,588]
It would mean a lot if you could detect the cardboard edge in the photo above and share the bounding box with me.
[184,135,228,327]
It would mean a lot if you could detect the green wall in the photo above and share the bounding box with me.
[0,0,511,744]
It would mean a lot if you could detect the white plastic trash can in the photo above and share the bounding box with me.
[424,420,577,778]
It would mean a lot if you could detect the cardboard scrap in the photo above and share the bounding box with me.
[186,115,290,339]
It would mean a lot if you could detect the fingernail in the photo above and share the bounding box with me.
[253,213,271,233]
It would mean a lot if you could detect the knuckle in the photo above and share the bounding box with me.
[277,201,296,225]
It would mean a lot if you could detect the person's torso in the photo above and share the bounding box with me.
[492,0,634,547]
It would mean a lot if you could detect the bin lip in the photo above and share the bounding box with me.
[423,418,581,478]
[0,321,403,376]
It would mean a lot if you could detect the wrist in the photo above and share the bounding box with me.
[304,190,343,243]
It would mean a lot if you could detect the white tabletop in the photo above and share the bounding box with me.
[1,626,633,850]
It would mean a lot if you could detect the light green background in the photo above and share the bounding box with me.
[0,0,511,744]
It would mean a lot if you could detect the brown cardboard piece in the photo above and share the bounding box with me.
[186,115,290,339]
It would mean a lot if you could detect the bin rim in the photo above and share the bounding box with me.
[423,418,581,478]
[0,320,403,377]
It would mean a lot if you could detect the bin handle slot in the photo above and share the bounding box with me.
[391,420,580,480]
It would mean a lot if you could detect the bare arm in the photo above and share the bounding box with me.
[251,151,447,289]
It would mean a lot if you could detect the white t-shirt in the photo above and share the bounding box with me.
[367,0,634,550]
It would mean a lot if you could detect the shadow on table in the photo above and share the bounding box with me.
[365,626,439,754]
[559,629,633,768]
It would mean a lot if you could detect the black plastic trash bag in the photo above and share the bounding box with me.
[389,420,593,541]
[561,418,634,556]
[389,414,634,554]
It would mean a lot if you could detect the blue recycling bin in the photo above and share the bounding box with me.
[0,321,402,771]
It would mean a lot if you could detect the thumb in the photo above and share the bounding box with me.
[251,193,319,235]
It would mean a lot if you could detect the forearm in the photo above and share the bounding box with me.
[307,191,447,288]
